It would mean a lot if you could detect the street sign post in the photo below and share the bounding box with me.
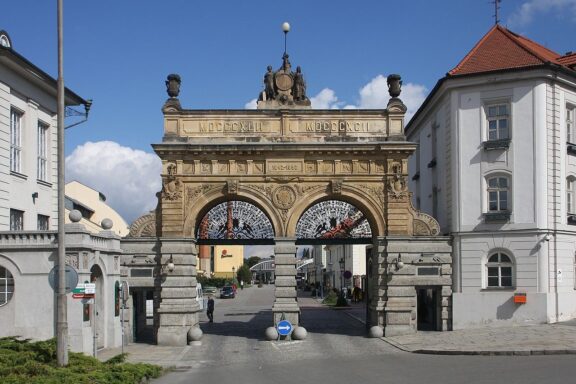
[48,265,78,294]
[276,319,293,337]
[72,283,95,299]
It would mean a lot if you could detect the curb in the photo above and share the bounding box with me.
[381,337,413,353]
[381,338,576,356]
[412,349,576,356]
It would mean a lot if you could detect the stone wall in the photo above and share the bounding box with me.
[370,236,452,336]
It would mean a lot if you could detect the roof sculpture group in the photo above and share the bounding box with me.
[257,53,311,109]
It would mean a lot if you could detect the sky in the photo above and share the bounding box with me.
[2,1,576,257]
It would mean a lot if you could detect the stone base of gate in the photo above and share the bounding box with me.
[272,302,300,326]
[156,239,201,346]
[272,238,299,327]
[383,307,415,337]
[157,303,200,346]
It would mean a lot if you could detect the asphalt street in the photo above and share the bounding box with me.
[152,285,576,384]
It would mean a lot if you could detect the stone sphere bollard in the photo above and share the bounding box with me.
[187,326,203,342]
[69,209,82,223]
[292,326,307,340]
[265,327,278,341]
[368,326,384,338]
[101,218,113,230]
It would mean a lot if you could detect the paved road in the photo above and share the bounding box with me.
[152,285,576,384]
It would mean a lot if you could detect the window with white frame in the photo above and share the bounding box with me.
[9,209,23,231]
[37,121,48,181]
[486,252,514,288]
[0,266,14,306]
[567,105,575,144]
[568,178,576,215]
[487,176,509,212]
[10,108,23,173]
[37,214,49,231]
[486,103,509,141]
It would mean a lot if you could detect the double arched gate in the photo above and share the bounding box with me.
[124,70,451,346]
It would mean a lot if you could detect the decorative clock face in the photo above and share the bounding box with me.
[275,73,293,91]
[296,200,372,240]
[197,201,274,240]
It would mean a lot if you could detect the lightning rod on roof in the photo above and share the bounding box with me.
[492,0,501,25]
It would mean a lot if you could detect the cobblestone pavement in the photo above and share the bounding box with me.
[98,287,576,367]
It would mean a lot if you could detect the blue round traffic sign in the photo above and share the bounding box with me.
[276,320,293,336]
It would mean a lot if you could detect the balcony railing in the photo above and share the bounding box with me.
[483,139,511,150]
[484,211,511,223]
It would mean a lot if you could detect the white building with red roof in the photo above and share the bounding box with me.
[406,24,576,328]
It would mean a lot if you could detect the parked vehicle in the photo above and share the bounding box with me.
[204,286,217,294]
[220,286,236,299]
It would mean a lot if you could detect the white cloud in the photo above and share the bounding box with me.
[66,141,162,225]
[357,74,390,108]
[508,0,576,27]
[244,98,257,109]
[310,88,340,109]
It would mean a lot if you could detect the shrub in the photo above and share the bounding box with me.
[0,338,162,384]
[322,290,338,305]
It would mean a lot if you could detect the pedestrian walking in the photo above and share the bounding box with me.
[207,296,214,323]
[240,280,244,290]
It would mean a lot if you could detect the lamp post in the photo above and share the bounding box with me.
[282,22,290,55]
[339,256,345,293]
[232,266,236,282]
[56,0,67,367]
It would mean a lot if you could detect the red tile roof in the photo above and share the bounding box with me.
[449,25,574,76]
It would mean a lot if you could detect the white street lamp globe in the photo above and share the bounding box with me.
[282,22,290,33]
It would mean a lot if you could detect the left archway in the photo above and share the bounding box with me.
[196,200,275,242]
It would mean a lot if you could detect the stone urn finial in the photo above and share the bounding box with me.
[387,74,402,98]
[166,74,181,98]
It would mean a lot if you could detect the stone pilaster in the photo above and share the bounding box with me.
[366,240,386,329]
[156,238,200,346]
[272,238,299,326]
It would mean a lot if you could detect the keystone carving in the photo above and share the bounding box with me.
[331,180,343,195]
[226,180,238,195]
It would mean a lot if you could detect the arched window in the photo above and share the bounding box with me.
[0,266,14,306]
[487,176,509,212]
[568,178,575,214]
[486,252,514,288]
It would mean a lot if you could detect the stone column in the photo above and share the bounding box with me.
[366,239,387,329]
[156,238,200,346]
[272,237,300,326]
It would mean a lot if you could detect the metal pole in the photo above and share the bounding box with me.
[93,297,97,358]
[121,304,124,355]
[56,0,68,367]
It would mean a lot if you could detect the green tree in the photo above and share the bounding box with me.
[236,264,252,284]
[246,256,261,268]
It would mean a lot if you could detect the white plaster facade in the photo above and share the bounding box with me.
[406,26,576,328]
[0,31,121,353]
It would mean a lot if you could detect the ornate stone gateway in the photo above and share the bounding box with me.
[126,52,452,345]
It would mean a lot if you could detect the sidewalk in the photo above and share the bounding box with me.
[383,320,576,355]
[97,344,193,368]
[306,294,576,356]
